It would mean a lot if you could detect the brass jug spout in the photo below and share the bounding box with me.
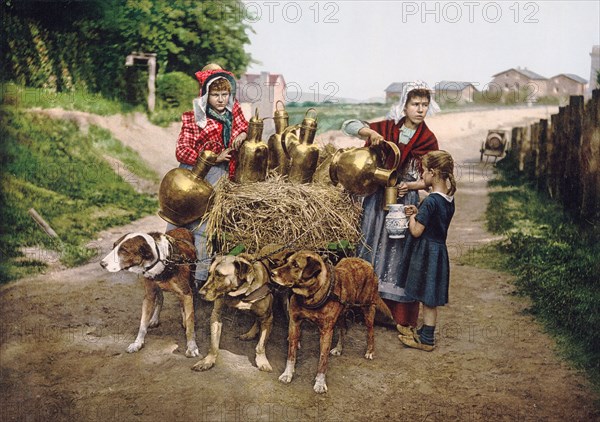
[273,100,289,134]
[373,167,398,187]
[299,107,318,145]
[268,101,291,175]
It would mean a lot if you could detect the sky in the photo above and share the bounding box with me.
[242,0,600,101]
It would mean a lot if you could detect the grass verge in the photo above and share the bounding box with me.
[0,106,158,282]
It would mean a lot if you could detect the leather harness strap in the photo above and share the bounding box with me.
[298,263,374,310]
[143,235,195,280]
[241,283,272,303]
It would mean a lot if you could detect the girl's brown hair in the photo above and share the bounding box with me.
[422,150,457,196]
[209,78,232,93]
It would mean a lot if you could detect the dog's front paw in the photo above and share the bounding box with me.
[191,355,216,371]
[330,346,343,356]
[185,342,200,358]
[127,341,143,353]
[279,360,295,383]
[278,372,293,383]
[255,354,272,372]
[364,351,374,360]
[313,373,328,394]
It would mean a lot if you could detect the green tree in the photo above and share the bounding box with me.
[1,0,253,98]
[107,0,253,76]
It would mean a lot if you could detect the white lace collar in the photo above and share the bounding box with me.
[430,191,454,202]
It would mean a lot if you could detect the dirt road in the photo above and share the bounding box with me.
[1,106,598,421]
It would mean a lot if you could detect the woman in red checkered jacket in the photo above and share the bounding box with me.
[168,64,249,287]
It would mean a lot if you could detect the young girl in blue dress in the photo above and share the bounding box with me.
[396,150,457,351]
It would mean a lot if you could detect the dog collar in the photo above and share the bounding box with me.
[142,240,164,274]
[298,263,336,310]
[240,283,271,303]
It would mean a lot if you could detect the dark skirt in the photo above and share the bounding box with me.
[397,236,450,307]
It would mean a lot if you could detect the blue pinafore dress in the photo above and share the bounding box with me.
[396,192,455,307]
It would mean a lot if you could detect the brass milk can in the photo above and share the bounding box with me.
[234,108,269,183]
[267,100,290,175]
[158,149,218,226]
[285,108,320,184]
[329,141,400,196]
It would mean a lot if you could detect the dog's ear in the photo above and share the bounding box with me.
[113,234,129,248]
[139,241,154,261]
[281,250,295,262]
[234,259,253,282]
[301,256,322,280]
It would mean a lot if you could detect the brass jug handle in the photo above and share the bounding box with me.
[281,124,300,158]
[275,100,286,112]
[371,140,400,171]
[304,107,318,121]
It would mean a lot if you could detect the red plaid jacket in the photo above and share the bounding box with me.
[175,101,248,179]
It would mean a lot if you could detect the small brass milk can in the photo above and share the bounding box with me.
[158,149,218,226]
[285,108,320,184]
[267,100,290,175]
[234,108,269,183]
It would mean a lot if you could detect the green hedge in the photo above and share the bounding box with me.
[482,160,600,387]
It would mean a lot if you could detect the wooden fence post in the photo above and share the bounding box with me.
[564,96,584,214]
[580,89,600,220]
[536,119,549,194]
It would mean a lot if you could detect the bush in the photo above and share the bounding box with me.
[156,71,198,109]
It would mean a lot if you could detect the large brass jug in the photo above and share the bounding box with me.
[234,108,269,183]
[158,149,218,226]
[267,100,290,175]
[329,141,400,196]
[284,108,320,184]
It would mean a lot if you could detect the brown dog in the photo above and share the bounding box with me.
[193,252,276,372]
[100,228,199,357]
[271,250,390,393]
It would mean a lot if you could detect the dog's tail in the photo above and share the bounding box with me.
[374,295,400,329]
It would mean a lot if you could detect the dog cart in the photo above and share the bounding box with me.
[480,129,509,163]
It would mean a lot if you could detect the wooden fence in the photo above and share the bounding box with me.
[507,89,600,222]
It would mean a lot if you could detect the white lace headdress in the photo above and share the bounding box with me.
[386,80,441,124]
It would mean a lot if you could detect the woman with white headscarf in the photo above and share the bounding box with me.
[341,81,440,331]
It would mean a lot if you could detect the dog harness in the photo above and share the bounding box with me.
[238,283,272,304]
[299,263,375,310]
[238,260,273,304]
[143,235,196,280]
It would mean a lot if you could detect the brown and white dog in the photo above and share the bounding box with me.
[193,252,276,372]
[271,250,391,393]
[100,228,200,357]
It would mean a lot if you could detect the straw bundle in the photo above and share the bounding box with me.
[204,175,362,255]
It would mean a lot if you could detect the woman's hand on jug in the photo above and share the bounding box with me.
[397,182,409,197]
[358,127,385,146]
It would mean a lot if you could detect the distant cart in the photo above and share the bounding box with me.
[480,129,509,163]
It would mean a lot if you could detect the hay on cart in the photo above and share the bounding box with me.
[204,175,363,255]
